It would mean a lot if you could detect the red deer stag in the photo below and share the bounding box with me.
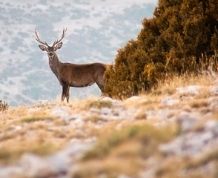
[35,28,107,102]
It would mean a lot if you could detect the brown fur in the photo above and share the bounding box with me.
[35,29,107,102]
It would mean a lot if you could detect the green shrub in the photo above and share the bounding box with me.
[104,0,218,98]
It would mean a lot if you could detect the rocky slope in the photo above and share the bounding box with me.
[0,73,218,178]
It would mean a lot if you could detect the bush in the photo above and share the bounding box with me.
[104,0,218,98]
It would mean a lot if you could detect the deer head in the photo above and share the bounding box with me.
[35,28,67,58]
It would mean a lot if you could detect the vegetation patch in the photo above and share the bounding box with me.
[84,115,103,123]
[190,100,209,108]
[83,124,176,160]
[104,0,218,98]
[20,116,55,123]
[85,100,113,109]
[187,149,218,169]
[72,123,177,178]
[0,141,60,164]
[156,149,218,178]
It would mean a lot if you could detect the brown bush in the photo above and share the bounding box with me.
[104,0,218,98]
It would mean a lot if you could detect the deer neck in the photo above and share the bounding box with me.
[48,53,61,77]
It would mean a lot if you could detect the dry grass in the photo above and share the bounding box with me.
[187,149,218,169]
[125,73,217,119]
[68,72,218,178]
[0,106,73,163]
[85,99,113,109]
[72,123,177,178]
[0,101,124,164]
[0,121,71,162]
[0,125,66,163]
[150,73,214,96]
[156,150,218,178]
[0,72,217,177]
[0,140,59,164]
[189,99,209,108]
[20,116,55,123]
[84,114,103,123]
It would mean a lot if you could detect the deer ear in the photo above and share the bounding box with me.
[54,42,63,51]
[38,45,48,51]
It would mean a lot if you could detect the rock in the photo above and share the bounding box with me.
[205,120,218,137]
[126,96,141,102]
[176,85,201,96]
[160,119,218,157]
[177,113,198,133]
[0,166,23,178]
[51,106,72,121]
[0,139,95,178]
[210,86,218,95]
[161,97,179,106]
[20,154,57,178]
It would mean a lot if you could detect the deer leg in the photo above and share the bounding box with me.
[66,86,70,103]
[96,82,104,93]
[61,85,67,102]
[96,74,105,94]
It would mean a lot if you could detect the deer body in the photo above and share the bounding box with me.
[49,53,106,88]
[35,29,107,102]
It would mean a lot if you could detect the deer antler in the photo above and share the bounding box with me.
[35,29,49,46]
[52,28,67,47]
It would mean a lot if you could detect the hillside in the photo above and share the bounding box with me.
[0,72,218,178]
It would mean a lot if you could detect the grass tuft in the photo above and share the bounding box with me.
[86,100,113,109]
[0,141,60,164]
[83,124,176,160]
[72,123,178,178]
[20,117,55,123]
[187,149,218,169]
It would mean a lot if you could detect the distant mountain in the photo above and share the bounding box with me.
[0,0,157,105]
